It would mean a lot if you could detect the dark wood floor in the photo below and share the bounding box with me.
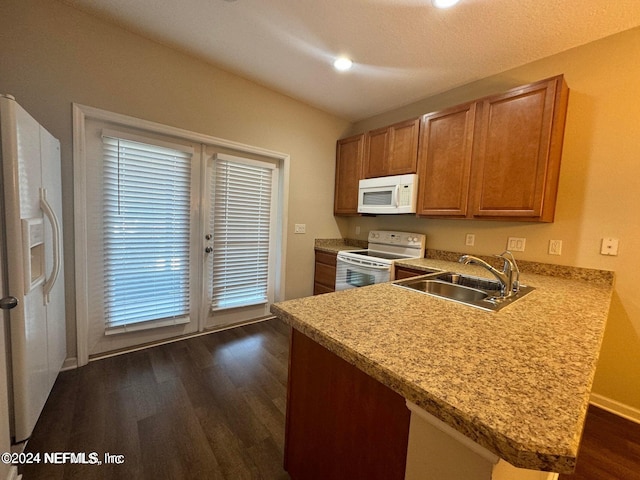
[18,318,640,480]
[559,405,640,480]
[20,318,291,480]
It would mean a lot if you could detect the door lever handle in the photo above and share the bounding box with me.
[0,296,18,310]
[205,247,213,254]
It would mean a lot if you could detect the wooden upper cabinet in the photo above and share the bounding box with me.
[334,133,364,215]
[364,118,420,178]
[334,75,569,222]
[417,102,476,217]
[470,75,569,222]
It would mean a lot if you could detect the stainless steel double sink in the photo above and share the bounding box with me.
[392,271,534,312]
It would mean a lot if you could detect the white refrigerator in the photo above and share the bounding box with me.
[0,94,66,442]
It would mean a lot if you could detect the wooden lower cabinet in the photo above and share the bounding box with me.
[395,265,428,280]
[284,329,411,480]
[313,250,337,295]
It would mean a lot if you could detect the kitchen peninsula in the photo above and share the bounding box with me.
[271,257,613,479]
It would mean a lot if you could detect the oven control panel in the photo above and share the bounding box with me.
[368,230,425,248]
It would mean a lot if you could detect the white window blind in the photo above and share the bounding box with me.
[210,155,275,310]
[102,132,193,331]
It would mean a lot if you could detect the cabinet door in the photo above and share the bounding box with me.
[314,250,337,295]
[387,118,420,175]
[334,134,364,215]
[417,103,476,217]
[364,118,419,178]
[364,127,390,178]
[471,76,568,221]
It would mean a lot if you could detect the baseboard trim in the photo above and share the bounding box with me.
[88,316,277,363]
[61,357,78,371]
[590,393,640,425]
[58,317,277,370]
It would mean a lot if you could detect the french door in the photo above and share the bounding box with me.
[203,151,278,330]
[74,106,285,364]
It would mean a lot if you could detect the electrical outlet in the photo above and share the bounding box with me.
[465,233,475,247]
[600,238,619,256]
[507,237,526,252]
[548,240,562,255]
[294,224,306,234]
[355,226,361,235]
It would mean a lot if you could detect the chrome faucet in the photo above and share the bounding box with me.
[458,251,520,297]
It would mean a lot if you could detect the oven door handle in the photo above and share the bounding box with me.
[337,256,390,270]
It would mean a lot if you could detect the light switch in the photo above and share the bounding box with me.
[294,224,306,234]
[600,238,619,256]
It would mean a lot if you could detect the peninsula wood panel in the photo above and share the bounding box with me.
[285,329,411,480]
[417,102,476,217]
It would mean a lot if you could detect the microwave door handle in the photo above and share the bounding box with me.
[337,256,389,269]
[394,184,400,207]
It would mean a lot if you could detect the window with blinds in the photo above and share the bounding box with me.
[210,155,275,310]
[102,132,193,332]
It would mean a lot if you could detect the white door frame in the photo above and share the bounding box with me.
[72,103,289,367]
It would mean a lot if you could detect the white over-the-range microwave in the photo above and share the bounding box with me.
[357,173,418,214]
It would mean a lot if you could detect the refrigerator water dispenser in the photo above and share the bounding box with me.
[22,217,45,292]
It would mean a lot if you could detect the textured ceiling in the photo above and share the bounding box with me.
[61,0,640,121]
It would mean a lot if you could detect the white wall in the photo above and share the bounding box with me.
[0,0,350,363]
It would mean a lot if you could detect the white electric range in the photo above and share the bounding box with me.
[335,230,426,291]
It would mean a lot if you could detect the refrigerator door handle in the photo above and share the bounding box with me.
[40,188,61,305]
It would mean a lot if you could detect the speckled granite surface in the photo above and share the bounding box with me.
[314,238,366,253]
[271,258,613,474]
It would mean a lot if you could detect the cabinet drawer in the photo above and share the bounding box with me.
[313,283,335,296]
[394,266,426,280]
[314,250,337,294]
[315,250,337,267]
[314,263,336,289]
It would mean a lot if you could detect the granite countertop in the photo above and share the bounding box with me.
[271,257,613,474]
[313,238,365,253]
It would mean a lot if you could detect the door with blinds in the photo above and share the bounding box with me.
[83,121,203,356]
[76,110,285,360]
[204,153,278,329]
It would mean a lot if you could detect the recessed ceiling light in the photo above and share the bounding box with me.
[333,57,353,72]
[432,0,460,8]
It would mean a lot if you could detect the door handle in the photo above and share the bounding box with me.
[40,188,61,305]
[205,247,213,253]
[0,297,18,310]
